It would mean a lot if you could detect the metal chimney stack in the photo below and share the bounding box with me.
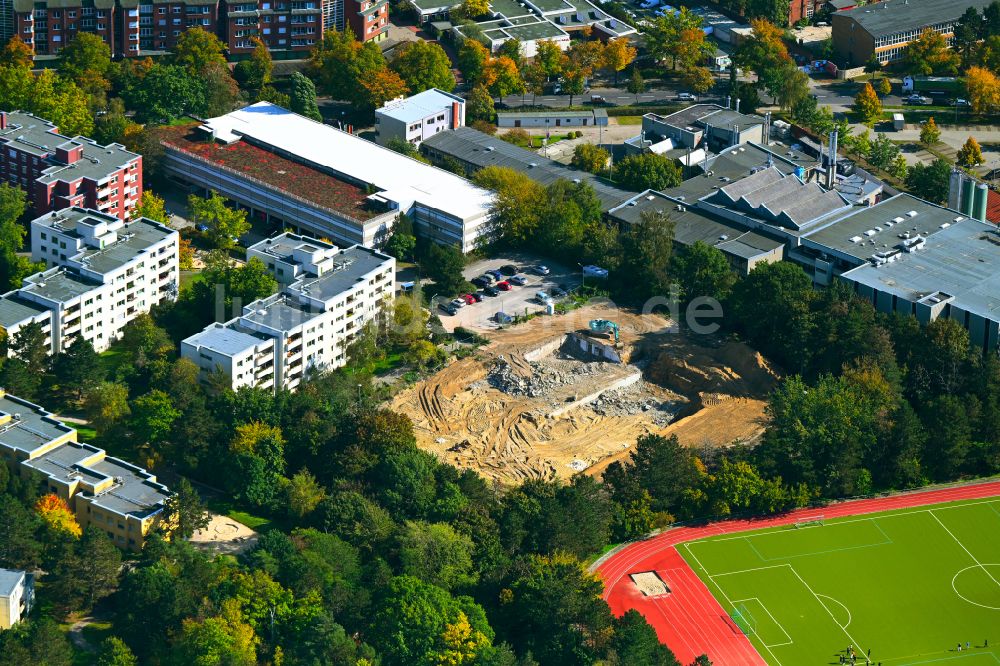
[827,130,838,189]
[726,96,731,109]
[735,98,741,114]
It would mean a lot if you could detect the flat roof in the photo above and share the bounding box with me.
[194,103,492,224]
[184,323,271,357]
[421,126,632,211]
[20,268,99,303]
[841,218,1000,323]
[0,569,24,598]
[490,20,568,41]
[834,0,993,38]
[0,392,75,456]
[0,294,49,329]
[21,440,103,483]
[242,295,323,332]
[85,456,170,519]
[498,110,597,119]
[377,89,465,125]
[289,245,393,304]
[39,208,176,275]
[802,193,957,261]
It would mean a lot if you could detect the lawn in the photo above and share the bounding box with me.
[614,116,644,125]
[679,497,1000,665]
[204,495,274,532]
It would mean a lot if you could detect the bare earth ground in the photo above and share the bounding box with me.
[189,513,259,556]
[391,304,777,483]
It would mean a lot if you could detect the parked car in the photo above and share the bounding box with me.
[510,275,527,286]
[450,298,466,309]
[535,290,552,304]
[500,264,519,275]
[582,264,609,278]
[196,223,210,232]
[534,265,551,275]
[469,292,484,303]
[948,98,971,107]
[496,281,512,291]
[677,92,698,102]
[474,290,488,301]
[480,273,496,284]
[486,269,503,280]
[462,294,477,305]
[471,277,490,288]
[439,303,458,316]
[550,286,567,298]
[904,94,932,105]
[591,94,608,104]
[484,285,500,297]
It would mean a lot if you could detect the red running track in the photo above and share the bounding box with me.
[597,480,1000,666]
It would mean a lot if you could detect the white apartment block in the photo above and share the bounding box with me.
[0,207,178,355]
[0,569,33,630]
[182,234,395,392]
[375,89,466,147]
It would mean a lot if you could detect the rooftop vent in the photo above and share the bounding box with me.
[849,235,863,243]
[906,210,918,217]
[954,216,965,222]
[719,234,729,240]
[893,216,904,223]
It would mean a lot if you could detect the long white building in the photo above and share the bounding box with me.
[181,233,394,392]
[0,207,178,354]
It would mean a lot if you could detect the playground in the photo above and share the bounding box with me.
[597,481,1000,666]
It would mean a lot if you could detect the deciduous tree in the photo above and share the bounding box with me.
[920,116,941,145]
[35,494,82,538]
[172,26,228,75]
[958,135,984,165]
[188,190,250,250]
[571,143,609,174]
[853,81,882,126]
[391,40,456,93]
[902,28,961,75]
[965,65,1000,114]
[602,37,636,84]
[614,152,682,191]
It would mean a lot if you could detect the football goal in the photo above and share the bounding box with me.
[792,514,825,529]
[732,602,758,637]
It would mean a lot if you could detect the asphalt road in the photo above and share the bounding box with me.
[499,86,716,109]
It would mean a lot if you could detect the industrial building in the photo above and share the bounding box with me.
[182,234,395,392]
[0,390,171,551]
[0,207,178,355]
[375,89,466,147]
[830,0,993,67]
[159,103,492,252]
[496,109,608,129]
[623,104,767,159]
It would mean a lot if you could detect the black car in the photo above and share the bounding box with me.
[471,276,489,288]
[469,292,484,302]
[484,286,500,297]
[438,303,458,316]
[500,264,519,275]
[550,286,567,298]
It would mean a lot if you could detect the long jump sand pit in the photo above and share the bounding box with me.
[391,304,777,484]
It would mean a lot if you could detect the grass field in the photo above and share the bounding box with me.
[679,497,1000,666]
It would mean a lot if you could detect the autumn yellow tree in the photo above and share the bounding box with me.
[601,38,637,84]
[920,116,940,145]
[35,493,82,537]
[958,136,984,166]
[358,68,408,110]
[877,76,892,97]
[902,28,961,76]
[965,66,1000,115]
[853,82,882,126]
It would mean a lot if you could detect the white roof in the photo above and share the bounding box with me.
[377,89,464,125]
[185,324,265,357]
[200,103,492,223]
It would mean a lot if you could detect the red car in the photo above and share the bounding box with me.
[496,281,512,291]
[462,293,477,305]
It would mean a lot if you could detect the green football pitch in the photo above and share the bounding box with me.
[678,497,1000,666]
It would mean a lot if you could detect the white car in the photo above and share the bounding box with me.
[677,92,698,102]
[582,264,609,278]
[450,298,467,309]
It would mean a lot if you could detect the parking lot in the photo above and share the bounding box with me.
[434,256,581,332]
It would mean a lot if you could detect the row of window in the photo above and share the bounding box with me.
[873,23,953,47]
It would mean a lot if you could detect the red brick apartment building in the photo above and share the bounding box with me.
[787,0,824,25]
[0,112,142,221]
[120,0,221,55]
[15,0,117,56]
[346,0,387,43]
[223,0,322,55]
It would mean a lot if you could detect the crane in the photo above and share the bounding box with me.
[588,319,620,344]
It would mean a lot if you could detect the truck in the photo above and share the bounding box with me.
[901,76,962,97]
[892,113,905,131]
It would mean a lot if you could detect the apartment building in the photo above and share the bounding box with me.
[0,569,33,630]
[116,0,219,55]
[375,89,465,147]
[831,0,993,67]
[159,103,492,251]
[182,235,394,392]
[224,0,322,55]
[0,207,177,355]
[346,0,386,42]
[14,0,116,56]
[0,111,141,222]
[0,391,171,550]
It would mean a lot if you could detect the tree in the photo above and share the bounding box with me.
[0,36,33,69]
[398,521,477,591]
[954,6,983,63]
[610,610,681,666]
[51,527,122,610]
[920,116,941,145]
[83,382,131,434]
[35,493,82,538]
[285,469,326,518]
[868,133,901,171]
[123,64,205,123]
[958,135,984,166]
[172,26,228,75]
[0,61,33,112]
[391,40,456,93]
[50,337,102,400]
[130,389,181,448]
[733,18,791,100]
[626,66,645,104]
[135,190,168,224]
[358,67,410,110]
[484,56,524,101]
[616,210,674,302]
[58,32,111,98]
[0,618,74,666]
[457,0,489,18]
[602,37,637,84]
[26,70,94,137]
[161,478,210,540]
[423,242,468,295]
[672,240,737,304]
[902,28,961,75]
[905,157,952,204]
[853,82,882,126]
[233,38,272,96]
[96,637,138,666]
[682,65,717,95]
[774,64,810,110]
[188,191,250,250]
[0,495,42,569]
[473,165,545,246]
[497,38,525,69]
[965,65,1000,114]
[201,61,242,117]
[0,182,32,291]
[571,143,610,174]
[522,62,546,105]
[175,601,258,666]
[466,84,495,123]
[457,39,491,86]
[289,72,322,121]
[535,40,565,80]
[877,76,892,97]
[615,153,683,191]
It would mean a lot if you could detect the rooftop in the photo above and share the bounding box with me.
[191,103,492,224]
[709,167,851,230]
[0,294,49,329]
[0,569,24,598]
[84,456,170,519]
[659,142,807,203]
[157,124,383,223]
[421,126,632,211]
[840,218,1000,323]
[0,392,75,456]
[377,89,465,125]
[0,111,138,185]
[184,323,272,357]
[20,268,99,304]
[249,232,339,268]
[288,245,393,304]
[497,110,600,119]
[242,294,323,332]
[802,193,959,261]
[646,104,764,133]
[833,0,993,37]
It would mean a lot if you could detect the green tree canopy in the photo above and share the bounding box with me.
[390,40,457,93]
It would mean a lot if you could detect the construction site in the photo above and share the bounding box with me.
[390,304,778,484]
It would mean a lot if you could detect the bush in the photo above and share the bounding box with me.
[500,128,531,145]
[574,130,583,138]
[471,119,497,135]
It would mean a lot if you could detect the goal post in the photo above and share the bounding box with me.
[731,602,758,637]
[792,514,825,529]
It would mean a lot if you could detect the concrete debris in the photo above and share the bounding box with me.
[487,354,620,398]
[590,381,678,426]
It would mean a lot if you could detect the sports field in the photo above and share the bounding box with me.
[599,482,1000,666]
[681,497,1000,665]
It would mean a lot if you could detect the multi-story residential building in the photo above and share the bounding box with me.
[117,0,219,54]
[159,102,492,252]
[0,569,33,629]
[346,0,386,42]
[831,0,993,67]
[224,0,322,55]
[0,390,171,551]
[182,234,394,392]
[375,89,465,147]
[0,207,177,355]
[14,0,117,56]
[0,111,142,222]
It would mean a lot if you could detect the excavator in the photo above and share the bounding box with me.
[588,319,620,344]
